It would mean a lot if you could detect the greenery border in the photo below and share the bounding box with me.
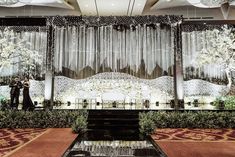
[139,111,235,135]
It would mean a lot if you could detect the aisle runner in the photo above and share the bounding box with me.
[0,128,46,156]
[151,128,235,141]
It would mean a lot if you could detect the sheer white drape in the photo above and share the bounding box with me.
[182,31,225,81]
[54,24,174,79]
[0,29,47,77]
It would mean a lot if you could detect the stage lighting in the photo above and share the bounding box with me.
[218,100,225,110]
[83,99,88,108]
[187,102,191,106]
[170,99,175,108]
[34,101,38,106]
[112,101,117,108]
[178,99,184,108]
[193,99,198,107]
[143,100,150,108]
[67,101,71,106]
[155,101,159,106]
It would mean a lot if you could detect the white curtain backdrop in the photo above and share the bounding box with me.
[0,29,47,77]
[182,30,226,81]
[54,24,175,79]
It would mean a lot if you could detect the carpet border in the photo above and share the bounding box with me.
[3,128,50,157]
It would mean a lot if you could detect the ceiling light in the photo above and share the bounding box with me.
[0,0,20,5]
[187,0,235,8]
[111,3,115,6]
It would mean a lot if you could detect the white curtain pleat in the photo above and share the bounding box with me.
[182,30,226,81]
[54,25,174,79]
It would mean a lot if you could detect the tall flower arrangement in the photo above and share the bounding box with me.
[197,26,235,92]
[0,28,42,76]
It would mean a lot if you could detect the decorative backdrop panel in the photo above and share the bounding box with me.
[54,73,174,104]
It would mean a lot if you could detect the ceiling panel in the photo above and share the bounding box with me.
[77,0,147,16]
[151,0,191,10]
[0,0,74,9]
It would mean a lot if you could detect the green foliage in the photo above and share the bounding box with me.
[213,96,235,110]
[224,96,235,110]
[139,111,235,135]
[139,112,155,135]
[72,110,88,133]
[0,96,8,110]
[0,110,88,128]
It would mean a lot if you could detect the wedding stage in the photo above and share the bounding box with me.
[0,16,234,111]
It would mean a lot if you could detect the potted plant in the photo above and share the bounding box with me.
[72,114,88,133]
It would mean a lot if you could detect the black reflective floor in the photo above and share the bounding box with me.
[63,130,167,157]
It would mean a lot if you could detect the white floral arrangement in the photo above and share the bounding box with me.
[197,25,235,91]
[0,28,43,75]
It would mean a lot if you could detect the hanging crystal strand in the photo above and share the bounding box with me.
[110,25,113,72]
[162,27,167,75]
[82,26,86,78]
[91,27,95,77]
[167,26,171,75]
[117,28,120,72]
[95,27,98,74]
[99,26,103,73]
[135,25,138,77]
[64,26,68,71]
[75,26,79,74]
[146,26,150,76]
[36,28,40,77]
[142,24,146,78]
[123,27,126,71]
[191,31,195,78]
[59,27,64,73]
[129,25,133,76]
[106,26,110,71]
[78,26,82,77]
[153,25,157,78]
[102,26,106,72]
[196,32,200,79]
[87,27,92,77]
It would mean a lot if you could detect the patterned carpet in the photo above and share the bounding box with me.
[0,128,46,157]
[151,128,235,142]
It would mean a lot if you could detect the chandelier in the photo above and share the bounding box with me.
[200,0,234,6]
[0,0,19,5]
[187,0,235,19]
[187,0,235,7]
[0,0,31,6]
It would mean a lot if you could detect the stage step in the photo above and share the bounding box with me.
[87,110,140,134]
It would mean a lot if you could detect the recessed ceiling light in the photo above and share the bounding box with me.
[111,3,115,6]
[85,4,88,7]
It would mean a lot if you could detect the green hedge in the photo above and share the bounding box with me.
[139,111,235,135]
[0,110,88,128]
